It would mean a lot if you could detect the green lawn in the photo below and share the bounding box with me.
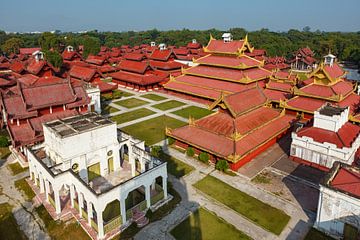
[193,175,290,235]
[7,162,28,175]
[159,152,194,178]
[151,100,185,111]
[36,205,91,240]
[114,98,149,108]
[101,90,133,101]
[111,108,155,125]
[140,93,167,101]
[171,106,213,119]
[122,115,187,145]
[0,203,27,240]
[304,228,335,240]
[0,147,11,159]
[101,104,120,115]
[171,207,251,240]
[14,178,35,201]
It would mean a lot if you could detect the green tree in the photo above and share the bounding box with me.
[38,32,62,51]
[1,37,24,54]
[82,36,100,58]
[198,152,209,164]
[44,50,63,69]
[186,147,195,157]
[215,160,229,172]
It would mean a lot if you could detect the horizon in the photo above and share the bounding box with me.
[1,0,359,33]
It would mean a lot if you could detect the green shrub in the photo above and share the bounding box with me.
[167,137,175,145]
[215,160,229,172]
[0,136,9,147]
[151,146,163,158]
[198,152,209,164]
[186,147,195,157]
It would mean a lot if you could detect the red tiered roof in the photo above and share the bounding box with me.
[267,81,293,92]
[118,60,151,74]
[62,51,82,61]
[69,65,101,82]
[195,55,262,68]
[85,55,106,65]
[263,89,289,102]
[149,49,175,61]
[323,63,346,80]
[286,96,326,113]
[123,53,145,61]
[205,39,245,54]
[330,167,360,198]
[299,80,353,98]
[297,123,360,148]
[185,65,270,82]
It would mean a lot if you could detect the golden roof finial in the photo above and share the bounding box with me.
[189,116,195,126]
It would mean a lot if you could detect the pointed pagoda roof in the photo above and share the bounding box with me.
[203,34,254,55]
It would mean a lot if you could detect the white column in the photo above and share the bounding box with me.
[54,188,61,214]
[120,196,127,224]
[44,180,50,202]
[162,177,168,200]
[131,162,136,176]
[96,207,104,239]
[78,192,84,218]
[39,175,45,193]
[70,185,75,208]
[87,201,93,225]
[145,185,151,208]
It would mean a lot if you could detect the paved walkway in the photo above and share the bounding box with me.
[0,154,50,240]
[136,146,314,240]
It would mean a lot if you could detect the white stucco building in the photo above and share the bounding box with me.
[290,103,360,170]
[315,163,360,239]
[26,113,168,239]
[85,85,101,114]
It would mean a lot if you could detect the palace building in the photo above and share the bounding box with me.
[281,53,360,121]
[315,163,360,238]
[163,34,272,104]
[290,104,360,171]
[26,113,169,240]
[167,86,295,170]
[290,47,318,72]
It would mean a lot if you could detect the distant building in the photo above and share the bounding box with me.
[315,162,360,239]
[290,47,317,72]
[290,103,360,171]
[26,113,169,239]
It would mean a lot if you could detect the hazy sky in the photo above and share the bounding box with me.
[1,0,359,32]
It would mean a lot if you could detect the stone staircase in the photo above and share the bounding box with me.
[132,208,149,228]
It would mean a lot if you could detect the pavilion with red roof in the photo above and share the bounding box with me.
[167,86,295,170]
[281,54,360,120]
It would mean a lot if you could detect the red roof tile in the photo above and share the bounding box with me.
[195,55,262,68]
[286,96,326,113]
[205,39,245,54]
[149,49,175,61]
[69,65,98,82]
[19,48,41,55]
[323,63,346,80]
[297,122,360,148]
[118,60,150,74]
[85,55,106,65]
[330,167,360,198]
[149,60,183,70]
[224,87,267,116]
[264,89,289,101]
[185,65,270,82]
[123,53,145,61]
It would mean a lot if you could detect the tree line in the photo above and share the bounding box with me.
[1,28,359,68]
